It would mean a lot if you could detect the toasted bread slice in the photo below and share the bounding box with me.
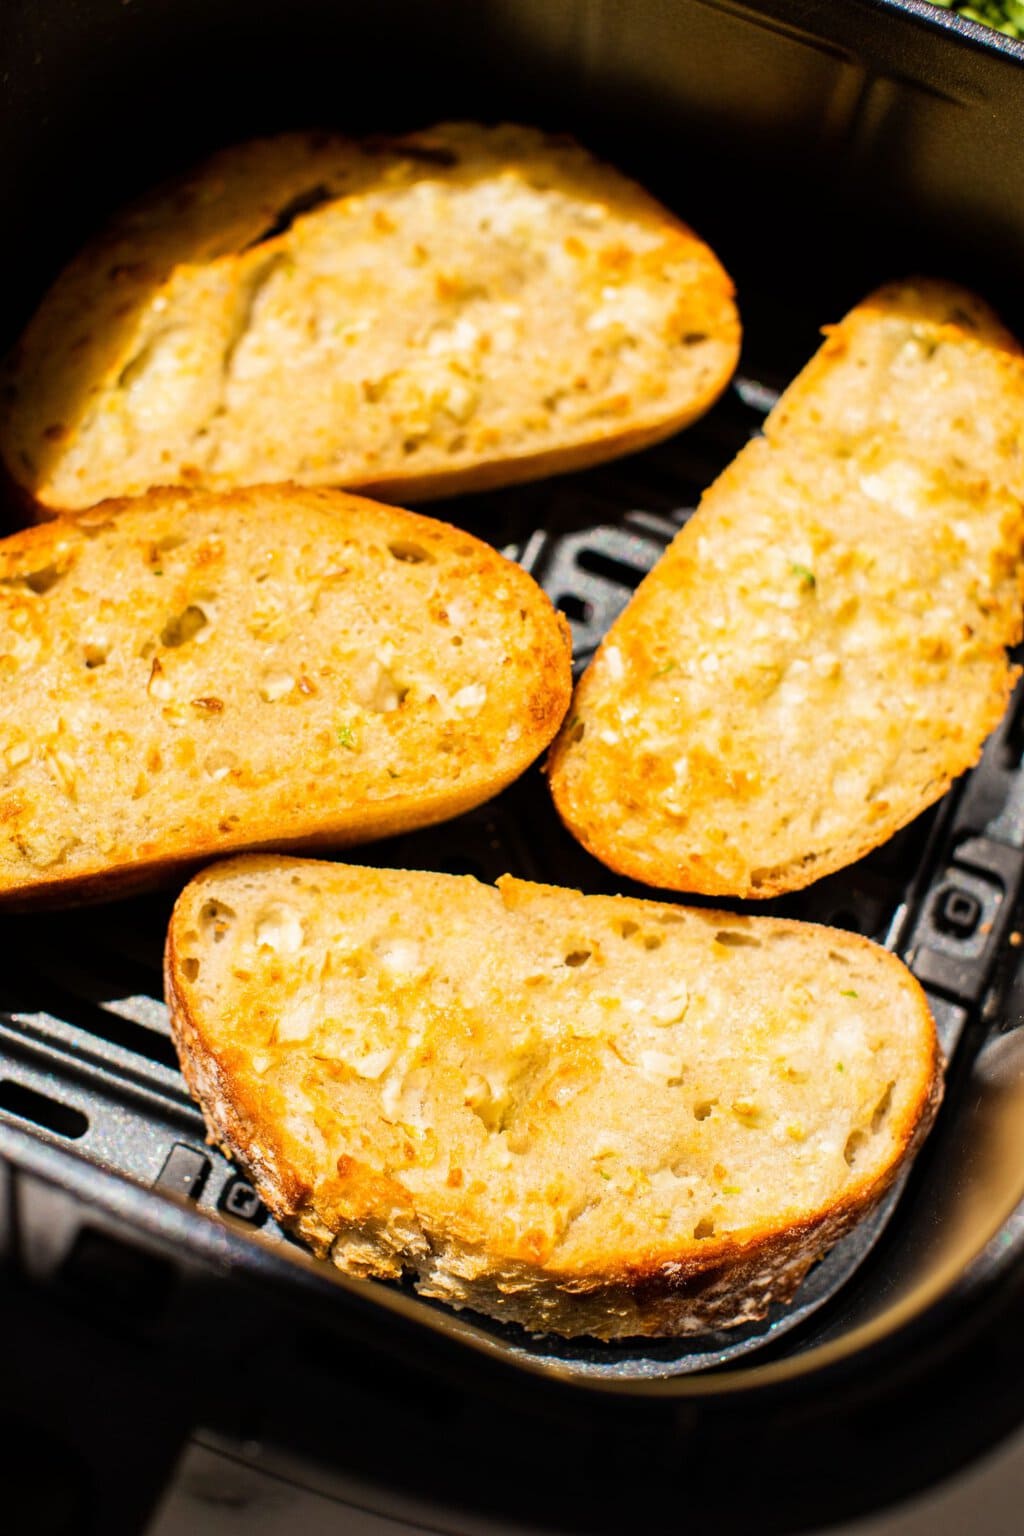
[0,486,570,904]
[1,123,740,513]
[166,856,941,1340]
[548,280,1024,898]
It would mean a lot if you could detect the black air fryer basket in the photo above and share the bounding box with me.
[4,2,1024,1533]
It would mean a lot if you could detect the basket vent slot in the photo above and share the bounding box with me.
[0,1080,88,1139]
[556,593,593,623]
[575,545,651,588]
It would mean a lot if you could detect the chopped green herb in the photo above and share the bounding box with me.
[386,767,401,779]
[336,724,357,750]
[653,661,678,677]
[790,562,816,589]
[840,989,859,998]
[152,568,163,577]
[597,1166,612,1181]
[836,1062,845,1073]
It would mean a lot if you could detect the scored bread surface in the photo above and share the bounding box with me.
[548,279,1024,898]
[166,856,941,1340]
[1,123,740,512]
[0,486,570,903]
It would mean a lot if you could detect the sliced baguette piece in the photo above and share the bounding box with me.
[0,485,570,904]
[166,855,941,1340]
[548,279,1024,898]
[1,123,740,514]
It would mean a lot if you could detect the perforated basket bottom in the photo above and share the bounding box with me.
[1,370,1022,1380]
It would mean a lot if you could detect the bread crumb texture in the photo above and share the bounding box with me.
[549,280,1024,897]
[166,857,941,1339]
[2,123,740,511]
[0,486,570,902]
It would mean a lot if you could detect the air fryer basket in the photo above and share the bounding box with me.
[4,0,1024,1439]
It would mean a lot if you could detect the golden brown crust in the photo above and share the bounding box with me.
[166,857,941,1339]
[548,278,1024,898]
[0,485,571,905]
[1,123,740,514]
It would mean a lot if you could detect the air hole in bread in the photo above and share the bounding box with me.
[4,562,66,595]
[871,1081,895,1133]
[199,900,236,942]
[402,439,421,457]
[656,911,686,926]
[714,930,762,949]
[465,1077,502,1133]
[844,1129,867,1167]
[693,1099,716,1120]
[83,643,108,669]
[827,950,852,966]
[155,534,187,554]
[642,934,663,951]
[451,634,463,647]
[181,956,200,982]
[617,920,639,939]
[682,331,709,346]
[160,605,208,648]
[568,719,586,744]
[76,515,116,539]
[243,182,333,250]
[364,138,459,167]
[693,1216,715,1240]
[564,949,591,968]
[387,540,435,564]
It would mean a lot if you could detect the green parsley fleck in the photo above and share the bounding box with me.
[653,661,678,677]
[790,562,816,589]
[840,988,859,998]
[336,724,357,750]
[152,567,163,577]
[597,1166,612,1181]
[836,1062,845,1073]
